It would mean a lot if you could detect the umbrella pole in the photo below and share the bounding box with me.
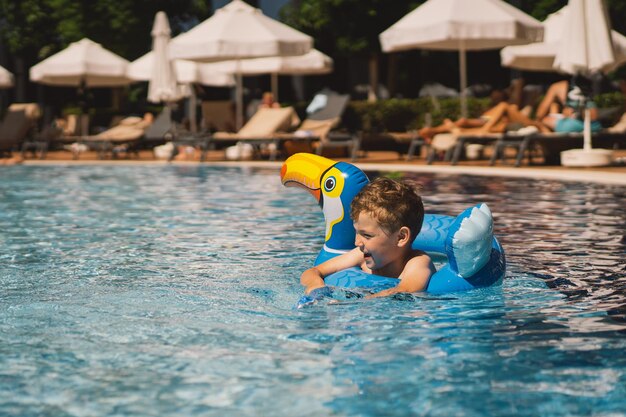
[459,44,468,118]
[271,73,279,102]
[189,83,197,133]
[583,107,592,150]
[78,78,88,136]
[236,60,243,130]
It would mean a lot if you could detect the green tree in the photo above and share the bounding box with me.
[0,0,211,58]
[0,0,211,100]
[281,0,422,101]
[281,0,626,100]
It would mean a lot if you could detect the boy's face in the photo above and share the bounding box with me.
[353,212,402,271]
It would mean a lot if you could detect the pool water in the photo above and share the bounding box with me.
[0,165,624,417]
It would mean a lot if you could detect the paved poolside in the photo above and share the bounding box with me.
[15,148,626,185]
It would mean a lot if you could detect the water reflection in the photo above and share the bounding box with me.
[367,171,626,325]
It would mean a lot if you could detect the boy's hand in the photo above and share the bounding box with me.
[365,287,400,299]
[304,283,326,295]
[295,286,333,309]
[301,267,326,295]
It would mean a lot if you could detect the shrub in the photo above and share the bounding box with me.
[347,97,492,132]
[593,91,625,109]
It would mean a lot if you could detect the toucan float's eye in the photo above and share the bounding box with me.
[321,167,344,198]
[324,176,336,192]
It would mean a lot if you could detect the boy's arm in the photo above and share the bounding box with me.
[301,248,363,294]
[366,254,433,299]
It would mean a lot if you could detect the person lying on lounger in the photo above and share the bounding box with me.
[536,80,602,134]
[419,94,550,142]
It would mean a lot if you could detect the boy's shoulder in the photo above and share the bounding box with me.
[406,250,433,268]
[396,250,435,293]
[410,249,430,258]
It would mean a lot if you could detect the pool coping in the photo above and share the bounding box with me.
[21,159,626,186]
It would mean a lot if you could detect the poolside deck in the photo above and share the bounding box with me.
[13,147,626,185]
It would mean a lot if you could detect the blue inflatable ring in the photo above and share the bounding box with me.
[280,153,506,300]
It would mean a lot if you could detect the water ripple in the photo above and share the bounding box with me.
[0,165,624,417]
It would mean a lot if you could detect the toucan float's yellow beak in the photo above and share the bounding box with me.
[280,153,337,203]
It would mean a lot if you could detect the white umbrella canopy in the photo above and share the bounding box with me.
[148,11,181,103]
[128,52,235,87]
[224,49,333,76]
[0,65,14,88]
[29,38,131,87]
[204,49,332,100]
[168,0,313,128]
[380,0,543,116]
[502,5,626,72]
[169,0,313,62]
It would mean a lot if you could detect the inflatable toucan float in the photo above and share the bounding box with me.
[280,153,506,307]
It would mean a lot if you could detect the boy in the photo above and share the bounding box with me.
[300,177,436,299]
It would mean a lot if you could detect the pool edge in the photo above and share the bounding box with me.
[20,159,626,186]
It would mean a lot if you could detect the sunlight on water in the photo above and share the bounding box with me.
[0,165,624,417]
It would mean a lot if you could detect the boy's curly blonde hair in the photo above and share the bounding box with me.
[350,177,424,243]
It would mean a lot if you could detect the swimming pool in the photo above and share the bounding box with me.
[1,165,624,417]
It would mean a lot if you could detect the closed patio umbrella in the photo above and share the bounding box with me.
[129,51,236,134]
[169,0,313,128]
[501,6,626,73]
[0,65,13,88]
[553,0,618,166]
[554,0,615,74]
[148,11,182,104]
[380,0,543,117]
[130,12,236,133]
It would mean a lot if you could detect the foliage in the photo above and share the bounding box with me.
[515,0,625,34]
[348,97,491,132]
[0,0,211,60]
[278,0,588,59]
[514,0,566,21]
[280,0,422,57]
[593,91,625,109]
[2,0,626,111]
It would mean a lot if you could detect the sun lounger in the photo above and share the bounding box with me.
[387,131,426,161]
[168,103,232,161]
[0,103,41,158]
[448,133,504,165]
[21,124,63,160]
[422,131,502,165]
[143,108,176,147]
[214,106,299,139]
[207,106,300,160]
[489,114,626,166]
[201,100,236,133]
[275,117,338,144]
[281,94,360,160]
[74,115,153,159]
[501,131,626,166]
[489,127,543,166]
[54,114,91,144]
